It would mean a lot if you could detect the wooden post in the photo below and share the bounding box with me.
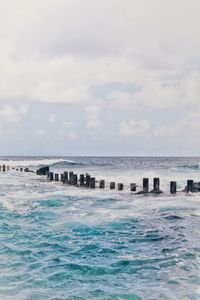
[118,183,123,191]
[63,172,68,183]
[2,165,6,172]
[143,178,149,193]
[80,174,85,187]
[130,183,136,192]
[153,178,160,192]
[55,174,59,181]
[60,174,64,182]
[170,181,177,194]
[49,172,54,181]
[99,180,105,189]
[69,172,74,184]
[73,174,78,185]
[86,174,91,188]
[110,182,115,189]
[187,180,194,193]
[20,168,23,172]
[0,166,1,172]
[90,177,96,188]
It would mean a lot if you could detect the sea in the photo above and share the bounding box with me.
[1,156,200,300]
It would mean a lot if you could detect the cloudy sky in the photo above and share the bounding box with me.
[0,0,200,156]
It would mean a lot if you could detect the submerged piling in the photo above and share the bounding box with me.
[90,177,96,188]
[60,174,64,182]
[99,180,105,189]
[63,172,68,183]
[143,178,149,193]
[130,183,136,192]
[110,182,115,189]
[49,172,54,181]
[80,174,85,187]
[170,181,177,194]
[69,172,74,184]
[187,180,194,193]
[73,174,78,185]
[55,174,59,181]
[86,174,91,188]
[118,183,123,191]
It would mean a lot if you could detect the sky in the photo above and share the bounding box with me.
[0,0,200,156]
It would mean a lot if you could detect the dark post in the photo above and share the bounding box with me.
[49,172,54,181]
[20,168,23,172]
[73,174,78,185]
[63,172,68,183]
[69,172,74,184]
[99,180,105,189]
[118,183,123,191]
[153,178,160,192]
[55,174,59,181]
[90,177,96,188]
[0,166,1,172]
[47,172,50,179]
[170,181,177,194]
[110,182,115,189]
[187,180,194,193]
[130,183,136,192]
[80,174,85,187]
[60,174,64,182]
[143,178,149,193]
[2,165,6,172]
[86,174,91,188]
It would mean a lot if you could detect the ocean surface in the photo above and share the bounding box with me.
[1,156,200,300]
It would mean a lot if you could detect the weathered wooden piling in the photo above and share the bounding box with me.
[49,172,54,181]
[143,178,149,193]
[20,168,23,172]
[37,166,49,176]
[63,172,68,183]
[187,180,194,193]
[110,182,115,189]
[118,183,123,191]
[153,178,160,191]
[2,165,6,172]
[90,177,96,188]
[69,172,74,184]
[60,174,64,182]
[86,174,91,188]
[170,181,177,194]
[73,174,78,185]
[80,174,85,187]
[55,174,59,181]
[130,183,136,192]
[99,180,105,189]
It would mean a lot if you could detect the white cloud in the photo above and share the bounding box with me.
[48,113,56,123]
[62,121,73,129]
[35,129,46,136]
[119,120,151,137]
[0,104,28,123]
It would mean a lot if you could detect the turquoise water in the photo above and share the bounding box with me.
[1,157,200,299]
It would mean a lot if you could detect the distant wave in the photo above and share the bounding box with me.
[0,158,80,168]
[176,164,200,170]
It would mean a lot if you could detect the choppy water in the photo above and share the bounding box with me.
[1,157,200,299]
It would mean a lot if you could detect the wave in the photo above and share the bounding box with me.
[0,158,80,168]
[175,164,200,170]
